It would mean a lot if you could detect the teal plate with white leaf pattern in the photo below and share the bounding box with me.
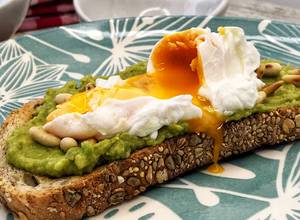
[0,16,299,220]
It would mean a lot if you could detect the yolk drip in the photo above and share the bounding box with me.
[47,29,225,172]
[124,29,225,172]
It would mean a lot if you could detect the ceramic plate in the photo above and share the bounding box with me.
[0,16,299,220]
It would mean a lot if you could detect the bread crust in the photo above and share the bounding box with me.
[0,100,299,220]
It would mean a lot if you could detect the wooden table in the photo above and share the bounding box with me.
[225,0,300,24]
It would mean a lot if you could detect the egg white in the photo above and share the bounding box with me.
[44,26,264,139]
[44,95,201,140]
[197,27,264,114]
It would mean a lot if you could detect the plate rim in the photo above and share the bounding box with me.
[15,15,300,42]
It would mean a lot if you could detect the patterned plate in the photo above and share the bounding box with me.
[0,16,299,220]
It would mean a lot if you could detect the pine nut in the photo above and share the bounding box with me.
[255,64,265,79]
[54,93,72,104]
[29,126,60,147]
[262,80,284,95]
[60,137,78,152]
[287,68,300,75]
[256,91,267,104]
[263,62,282,77]
[85,138,97,144]
[282,75,300,87]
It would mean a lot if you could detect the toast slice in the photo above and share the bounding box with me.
[0,100,299,220]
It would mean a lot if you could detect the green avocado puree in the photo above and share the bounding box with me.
[6,61,187,177]
[6,60,300,177]
[228,61,300,121]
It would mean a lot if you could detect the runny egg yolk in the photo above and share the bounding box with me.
[47,28,225,173]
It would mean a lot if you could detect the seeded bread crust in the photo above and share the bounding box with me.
[0,100,299,220]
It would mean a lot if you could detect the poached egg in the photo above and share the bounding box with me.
[44,26,263,171]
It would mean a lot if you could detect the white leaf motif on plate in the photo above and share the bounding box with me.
[247,206,273,220]
[255,149,284,160]
[251,20,300,65]
[178,179,220,207]
[34,64,67,81]
[12,81,62,100]
[248,144,300,220]
[71,29,104,41]
[71,53,91,63]
[0,43,67,123]
[193,187,220,207]
[65,71,85,80]
[26,35,91,64]
[162,144,299,216]
[95,196,181,220]
[61,16,203,77]
[0,39,25,66]
[201,163,256,179]
[85,30,104,41]
[163,178,220,207]
[0,53,35,91]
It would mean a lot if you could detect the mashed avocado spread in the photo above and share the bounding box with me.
[6,61,300,177]
[228,61,300,121]
[7,62,187,177]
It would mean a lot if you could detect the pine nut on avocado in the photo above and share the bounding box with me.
[60,137,78,152]
[54,93,72,104]
[263,62,282,77]
[29,126,61,147]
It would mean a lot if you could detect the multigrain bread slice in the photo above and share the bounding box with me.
[0,100,299,220]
